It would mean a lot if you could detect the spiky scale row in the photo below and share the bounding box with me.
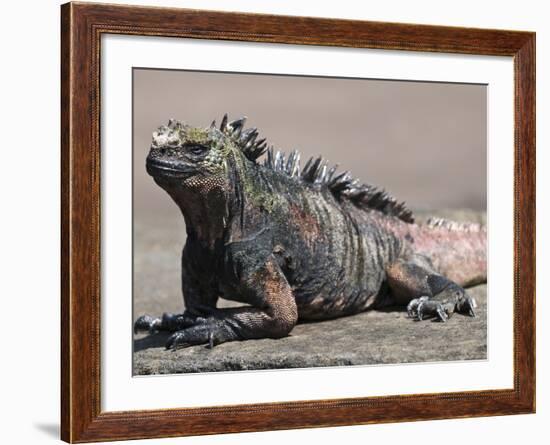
[220,114,268,162]
[221,114,415,223]
[426,217,485,232]
[286,150,301,177]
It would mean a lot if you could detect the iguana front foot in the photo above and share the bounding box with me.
[134,312,205,334]
[165,318,234,350]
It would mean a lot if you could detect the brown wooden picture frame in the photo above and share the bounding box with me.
[61,2,535,442]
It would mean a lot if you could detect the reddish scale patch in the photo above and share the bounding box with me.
[408,225,487,287]
[355,211,487,288]
[259,260,298,334]
[288,203,321,249]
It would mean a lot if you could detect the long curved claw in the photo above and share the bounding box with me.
[208,330,215,349]
[407,299,418,318]
[455,293,477,317]
[417,301,426,321]
[407,296,429,318]
[134,314,161,334]
[435,306,448,323]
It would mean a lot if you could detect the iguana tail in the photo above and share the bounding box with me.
[412,217,487,288]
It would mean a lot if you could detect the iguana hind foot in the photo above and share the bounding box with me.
[387,258,477,322]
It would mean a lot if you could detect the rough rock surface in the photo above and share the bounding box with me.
[133,209,487,375]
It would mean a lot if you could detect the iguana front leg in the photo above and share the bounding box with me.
[386,257,477,322]
[166,256,298,349]
[134,245,219,335]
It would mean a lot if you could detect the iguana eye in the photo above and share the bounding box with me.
[186,144,208,155]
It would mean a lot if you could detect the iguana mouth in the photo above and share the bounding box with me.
[146,158,194,179]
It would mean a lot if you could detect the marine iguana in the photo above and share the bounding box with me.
[134,115,486,350]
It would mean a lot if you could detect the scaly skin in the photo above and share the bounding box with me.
[134,116,486,349]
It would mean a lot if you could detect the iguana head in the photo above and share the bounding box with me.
[146,119,227,187]
[146,115,267,190]
[146,116,269,242]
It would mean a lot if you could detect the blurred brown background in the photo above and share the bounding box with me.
[132,68,486,317]
[134,69,486,220]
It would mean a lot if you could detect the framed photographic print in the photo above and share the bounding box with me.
[61,2,535,442]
